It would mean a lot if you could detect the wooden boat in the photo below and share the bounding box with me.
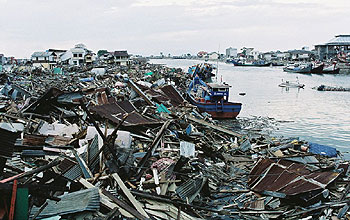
[187,77,242,119]
[278,79,305,88]
[322,64,340,74]
[283,63,312,73]
[231,60,271,67]
[310,63,324,74]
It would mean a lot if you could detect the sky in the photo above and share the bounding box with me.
[0,0,350,58]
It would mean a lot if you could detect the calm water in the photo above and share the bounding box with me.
[151,59,350,156]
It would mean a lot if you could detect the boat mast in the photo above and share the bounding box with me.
[216,44,220,82]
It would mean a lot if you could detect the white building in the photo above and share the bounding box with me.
[31,51,57,69]
[226,47,237,58]
[249,50,261,60]
[207,52,219,60]
[60,44,93,66]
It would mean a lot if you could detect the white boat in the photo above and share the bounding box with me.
[278,79,305,88]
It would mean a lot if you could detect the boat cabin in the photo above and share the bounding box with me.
[203,83,231,102]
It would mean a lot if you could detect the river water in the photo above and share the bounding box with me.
[150,59,350,157]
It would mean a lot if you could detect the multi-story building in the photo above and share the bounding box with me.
[226,47,237,58]
[31,51,57,69]
[315,35,350,61]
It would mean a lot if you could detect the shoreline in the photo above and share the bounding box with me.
[0,60,348,219]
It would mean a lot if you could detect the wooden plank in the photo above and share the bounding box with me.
[79,178,134,218]
[145,208,170,220]
[9,180,17,220]
[187,116,242,138]
[112,173,150,218]
[101,189,148,220]
[135,120,171,179]
[128,79,154,106]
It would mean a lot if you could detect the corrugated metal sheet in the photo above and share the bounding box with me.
[30,187,100,219]
[63,163,83,181]
[117,100,136,113]
[0,128,21,175]
[87,135,99,173]
[89,102,160,126]
[160,85,184,107]
[176,175,207,203]
[58,158,83,181]
[249,158,340,196]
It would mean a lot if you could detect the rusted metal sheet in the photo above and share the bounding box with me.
[117,100,136,113]
[249,158,340,196]
[160,85,184,107]
[248,158,274,186]
[89,102,160,126]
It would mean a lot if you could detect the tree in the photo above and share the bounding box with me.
[97,50,108,57]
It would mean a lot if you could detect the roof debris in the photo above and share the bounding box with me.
[0,59,348,220]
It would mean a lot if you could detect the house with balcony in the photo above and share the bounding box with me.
[60,44,93,66]
[112,51,130,66]
[31,51,57,69]
[286,49,315,62]
[315,35,350,61]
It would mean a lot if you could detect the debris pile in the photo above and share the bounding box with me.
[314,84,350,92]
[0,62,349,219]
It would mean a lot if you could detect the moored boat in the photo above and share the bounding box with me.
[322,63,340,74]
[187,76,242,119]
[311,63,324,74]
[231,60,271,67]
[283,63,312,73]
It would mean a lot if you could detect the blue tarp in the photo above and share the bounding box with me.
[79,77,94,82]
[309,142,337,157]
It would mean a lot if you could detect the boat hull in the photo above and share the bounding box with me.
[311,64,324,74]
[187,94,242,119]
[283,65,312,73]
[322,68,340,74]
[234,63,271,67]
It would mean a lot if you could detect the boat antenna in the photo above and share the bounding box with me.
[216,44,220,82]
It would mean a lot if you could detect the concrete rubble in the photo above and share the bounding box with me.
[0,60,349,220]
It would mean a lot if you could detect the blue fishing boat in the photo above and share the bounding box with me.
[188,63,215,82]
[187,76,242,119]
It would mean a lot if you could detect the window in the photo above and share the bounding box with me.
[36,57,38,61]
[73,54,78,57]
[73,61,77,65]
[79,54,82,57]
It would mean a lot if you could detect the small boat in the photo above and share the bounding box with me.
[279,79,305,88]
[310,63,324,74]
[283,63,312,73]
[187,76,242,119]
[322,64,340,74]
[231,60,271,67]
[271,62,284,66]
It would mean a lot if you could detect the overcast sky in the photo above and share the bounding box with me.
[1,0,349,58]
